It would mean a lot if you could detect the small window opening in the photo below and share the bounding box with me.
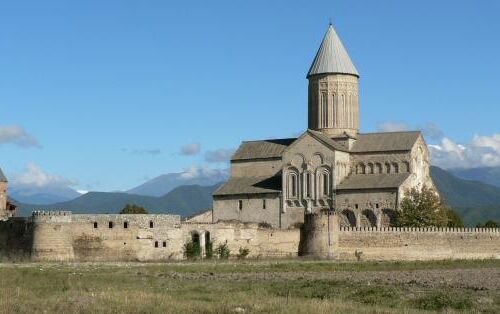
[93,222,98,228]
[109,221,113,229]
[238,200,243,210]
[149,221,154,228]
[262,199,266,209]
[124,221,128,229]
[162,241,167,248]
[355,204,359,209]
[154,241,159,248]
[376,203,379,209]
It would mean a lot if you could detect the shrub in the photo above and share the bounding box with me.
[183,240,201,259]
[476,220,499,228]
[258,222,272,229]
[205,241,213,259]
[215,243,230,259]
[120,204,148,214]
[414,292,472,311]
[237,247,250,259]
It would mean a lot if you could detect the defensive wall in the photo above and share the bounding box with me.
[0,210,499,262]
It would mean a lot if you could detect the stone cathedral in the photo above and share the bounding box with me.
[213,24,435,229]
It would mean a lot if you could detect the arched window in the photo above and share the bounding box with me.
[385,163,391,174]
[392,162,399,174]
[321,92,328,128]
[403,161,410,173]
[149,221,154,228]
[322,172,329,196]
[154,241,159,248]
[93,222,98,229]
[123,221,128,229]
[108,221,113,229]
[375,163,382,174]
[342,94,346,127]
[367,163,374,174]
[361,209,377,227]
[340,209,356,227]
[357,163,366,174]
[288,172,298,198]
[305,173,312,198]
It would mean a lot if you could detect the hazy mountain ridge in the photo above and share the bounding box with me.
[15,183,222,218]
[11,167,500,227]
[449,166,500,188]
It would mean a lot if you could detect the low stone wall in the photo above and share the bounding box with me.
[336,227,500,261]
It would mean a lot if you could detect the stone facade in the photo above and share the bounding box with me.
[0,181,7,221]
[212,25,436,229]
[1,210,499,262]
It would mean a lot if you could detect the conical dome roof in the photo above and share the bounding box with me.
[307,24,359,78]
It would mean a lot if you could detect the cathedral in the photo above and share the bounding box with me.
[213,24,435,229]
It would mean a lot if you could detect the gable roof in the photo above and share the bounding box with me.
[307,24,359,78]
[306,129,349,152]
[213,175,281,196]
[0,167,7,182]
[337,173,410,190]
[350,131,421,153]
[231,138,295,161]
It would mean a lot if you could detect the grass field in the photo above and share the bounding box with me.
[1,259,500,313]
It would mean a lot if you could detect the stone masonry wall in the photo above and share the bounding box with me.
[336,227,500,261]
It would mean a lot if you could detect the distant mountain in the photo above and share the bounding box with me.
[12,167,500,227]
[449,167,500,188]
[9,184,81,205]
[15,183,222,218]
[127,168,228,196]
[430,166,500,226]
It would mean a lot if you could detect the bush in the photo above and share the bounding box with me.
[215,243,230,259]
[237,247,250,259]
[183,240,201,259]
[414,292,472,311]
[258,222,272,229]
[205,241,213,259]
[120,204,148,214]
[476,220,499,228]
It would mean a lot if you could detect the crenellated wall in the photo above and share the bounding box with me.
[336,226,500,261]
[1,211,500,262]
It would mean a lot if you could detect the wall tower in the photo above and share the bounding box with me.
[307,24,360,138]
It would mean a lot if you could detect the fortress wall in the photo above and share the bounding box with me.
[0,217,33,259]
[336,227,500,261]
[180,222,300,258]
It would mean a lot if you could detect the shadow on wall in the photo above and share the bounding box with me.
[0,218,34,261]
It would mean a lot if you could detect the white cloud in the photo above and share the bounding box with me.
[0,125,40,147]
[11,162,77,187]
[377,121,409,132]
[205,148,235,163]
[180,143,201,156]
[180,165,229,180]
[429,133,500,168]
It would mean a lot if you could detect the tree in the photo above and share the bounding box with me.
[445,208,464,228]
[476,220,499,228]
[119,203,148,214]
[393,186,448,228]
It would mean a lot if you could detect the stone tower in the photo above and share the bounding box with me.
[0,167,7,221]
[307,24,360,138]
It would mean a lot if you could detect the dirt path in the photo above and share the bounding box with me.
[158,268,500,290]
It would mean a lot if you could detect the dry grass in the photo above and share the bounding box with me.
[0,259,499,313]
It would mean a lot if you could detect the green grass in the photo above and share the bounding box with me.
[0,259,499,313]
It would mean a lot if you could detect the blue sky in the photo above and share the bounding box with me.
[1,0,500,192]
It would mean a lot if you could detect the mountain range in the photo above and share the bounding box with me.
[449,167,500,188]
[11,166,500,227]
[14,184,221,218]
